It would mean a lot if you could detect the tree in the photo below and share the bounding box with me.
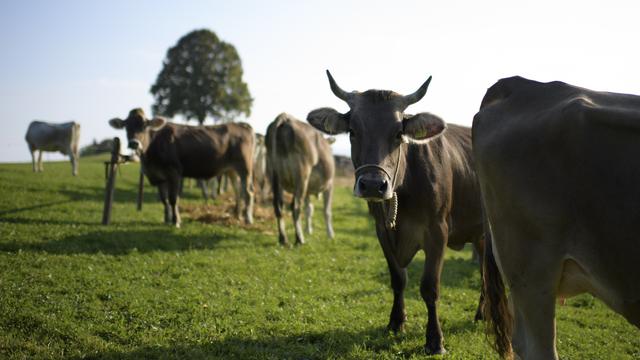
[150,29,252,124]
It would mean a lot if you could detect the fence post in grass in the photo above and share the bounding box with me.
[102,137,120,225]
[136,164,144,211]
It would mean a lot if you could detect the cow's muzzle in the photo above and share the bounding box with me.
[128,139,142,151]
[354,172,394,201]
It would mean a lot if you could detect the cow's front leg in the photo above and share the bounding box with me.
[421,220,448,355]
[30,148,37,172]
[373,216,407,333]
[386,255,408,333]
[37,150,44,172]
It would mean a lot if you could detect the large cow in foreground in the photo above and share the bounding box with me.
[475,77,640,359]
[109,108,254,227]
[307,71,485,354]
[266,113,335,245]
[25,121,80,176]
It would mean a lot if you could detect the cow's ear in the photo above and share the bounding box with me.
[402,112,446,143]
[307,107,350,135]
[109,118,125,129]
[148,116,167,130]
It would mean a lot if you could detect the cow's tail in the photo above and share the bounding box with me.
[482,229,513,359]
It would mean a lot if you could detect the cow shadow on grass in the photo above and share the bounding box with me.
[70,326,431,360]
[0,228,232,255]
[372,254,482,297]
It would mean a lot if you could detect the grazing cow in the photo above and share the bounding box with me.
[266,113,335,245]
[25,121,81,176]
[307,71,485,354]
[109,108,254,227]
[253,133,270,203]
[475,76,640,359]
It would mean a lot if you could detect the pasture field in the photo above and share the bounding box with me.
[0,156,638,359]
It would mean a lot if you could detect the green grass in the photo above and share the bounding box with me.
[0,156,638,359]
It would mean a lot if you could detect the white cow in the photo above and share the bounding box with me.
[25,121,81,176]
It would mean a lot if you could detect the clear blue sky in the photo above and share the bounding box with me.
[2,0,640,162]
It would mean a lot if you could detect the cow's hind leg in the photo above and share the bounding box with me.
[271,174,288,246]
[510,282,558,360]
[70,152,78,176]
[322,185,335,239]
[198,179,209,203]
[168,176,181,228]
[158,182,171,224]
[292,179,309,245]
[474,237,486,321]
[421,221,448,355]
[240,172,254,225]
[304,195,313,235]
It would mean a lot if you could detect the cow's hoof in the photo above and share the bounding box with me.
[474,309,485,322]
[424,344,447,355]
[174,223,181,229]
[386,322,405,335]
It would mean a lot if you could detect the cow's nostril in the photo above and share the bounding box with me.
[358,178,367,192]
[378,180,388,194]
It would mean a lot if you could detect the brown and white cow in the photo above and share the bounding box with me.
[475,76,640,359]
[25,121,80,176]
[266,113,335,245]
[109,108,254,227]
[307,71,485,354]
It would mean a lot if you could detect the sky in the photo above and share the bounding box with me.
[2,0,640,162]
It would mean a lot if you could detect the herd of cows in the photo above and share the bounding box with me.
[22,71,640,359]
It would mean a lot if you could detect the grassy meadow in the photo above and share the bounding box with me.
[0,156,638,359]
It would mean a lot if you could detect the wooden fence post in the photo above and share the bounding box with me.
[102,138,120,225]
[136,164,144,211]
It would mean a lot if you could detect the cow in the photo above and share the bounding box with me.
[253,133,270,203]
[306,71,486,354]
[108,108,254,227]
[475,76,640,359]
[266,113,335,246]
[25,121,81,176]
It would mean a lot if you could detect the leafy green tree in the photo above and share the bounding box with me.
[150,29,252,124]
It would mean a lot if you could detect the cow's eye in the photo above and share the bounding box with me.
[349,129,356,138]
[395,131,403,140]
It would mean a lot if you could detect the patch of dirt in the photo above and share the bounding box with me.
[180,176,353,232]
[180,193,275,233]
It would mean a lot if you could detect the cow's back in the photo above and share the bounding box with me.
[26,121,78,154]
[144,122,254,184]
[266,113,333,194]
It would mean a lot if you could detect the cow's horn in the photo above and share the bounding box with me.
[404,76,432,106]
[326,70,354,104]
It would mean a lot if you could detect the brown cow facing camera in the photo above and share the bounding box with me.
[307,71,486,355]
